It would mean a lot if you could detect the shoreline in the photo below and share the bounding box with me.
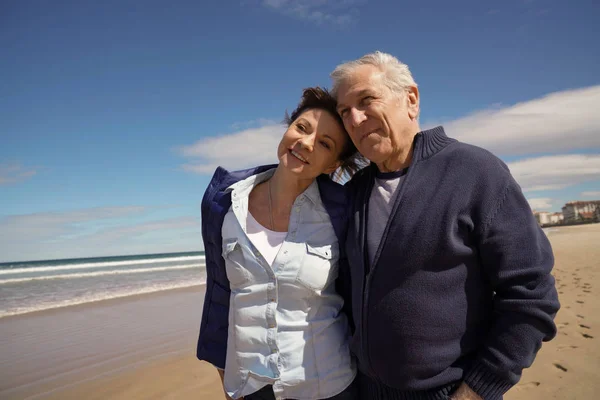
[0,284,213,399]
[0,282,206,321]
[2,223,598,399]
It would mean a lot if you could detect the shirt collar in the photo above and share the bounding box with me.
[227,168,322,207]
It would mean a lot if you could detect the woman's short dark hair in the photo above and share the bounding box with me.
[284,87,363,180]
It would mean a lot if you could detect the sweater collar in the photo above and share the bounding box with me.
[413,126,456,161]
[368,126,455,174]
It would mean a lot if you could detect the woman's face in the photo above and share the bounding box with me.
[277,108,348,179]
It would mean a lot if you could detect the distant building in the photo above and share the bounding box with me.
[533,211,564,226]
[595,206,600,222]
[549,212,564,224]
[561,201,600,222]
[534,211,552,226]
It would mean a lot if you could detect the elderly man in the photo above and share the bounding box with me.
[331,52,560,400]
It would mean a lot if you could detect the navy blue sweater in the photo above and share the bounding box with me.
[345,127,560,400]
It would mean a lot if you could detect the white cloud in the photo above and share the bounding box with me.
[581,191,600,198]
[230,118,278,130]
[527,198,553,210]
[0,163,36,185]
[261,0,361,25]
[430,85,600,156]
[507,154,600,192]
[0,206,148,242]
[0,207,200,262]
[178,124,284,174]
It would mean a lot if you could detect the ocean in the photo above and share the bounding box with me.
[0,252,206,318]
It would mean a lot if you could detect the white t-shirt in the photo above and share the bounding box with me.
[246,211,287,267]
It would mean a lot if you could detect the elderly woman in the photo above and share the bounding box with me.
[196,87,360,400]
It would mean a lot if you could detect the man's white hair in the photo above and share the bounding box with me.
[331,51,418,98]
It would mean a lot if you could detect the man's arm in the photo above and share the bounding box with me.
[462,177,560,399]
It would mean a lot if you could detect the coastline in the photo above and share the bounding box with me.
[0,284,225,400]
[2,223,598,399]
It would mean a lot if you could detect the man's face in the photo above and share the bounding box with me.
[335,64,418,165]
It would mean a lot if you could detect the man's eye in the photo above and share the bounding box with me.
[339,109,348,117]
[361,96,373,104]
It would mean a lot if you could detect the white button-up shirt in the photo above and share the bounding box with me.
[221,169,355,400]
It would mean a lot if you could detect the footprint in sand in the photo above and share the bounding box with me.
[576,301,584,304]
[577,314,585,319]
[514,382,541,391]
[579,324,591,329]
[553,363,568,372]
[583,290,591,293]
[557,345,578,351]
[582,333,594,339]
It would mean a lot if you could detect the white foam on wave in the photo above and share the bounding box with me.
[0,263,204,285]
[0,255,206,275]
[0,279,207,318]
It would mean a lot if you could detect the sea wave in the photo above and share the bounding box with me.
[0,255,205,275]
[0,279,207,318]
[0,263,203,284]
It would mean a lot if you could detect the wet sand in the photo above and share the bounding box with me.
[0,285,226,400]
[1,223,598,399]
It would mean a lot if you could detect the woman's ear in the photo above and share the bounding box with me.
[324,160,342,175]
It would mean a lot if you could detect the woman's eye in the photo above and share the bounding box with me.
[297,124,306,131]
[321,141,331,149]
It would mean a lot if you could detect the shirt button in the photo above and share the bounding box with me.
[270,298,276,303]
[295,208,300,213]
[271,348,278,354]
[269,323,276,328]
[283,250,288,254]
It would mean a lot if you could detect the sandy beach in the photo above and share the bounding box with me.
[1,223,598,400]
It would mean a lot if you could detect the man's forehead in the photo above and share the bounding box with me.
[337,67,382,101]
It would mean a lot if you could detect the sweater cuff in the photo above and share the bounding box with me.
[463,361,513,400]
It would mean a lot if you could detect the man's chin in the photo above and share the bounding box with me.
[359,145,387,164]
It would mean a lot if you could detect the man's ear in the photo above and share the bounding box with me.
[406,86,419,120]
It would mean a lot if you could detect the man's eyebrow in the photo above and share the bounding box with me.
[336,102,348,112]
[337,89,375,111]
[357,89,374,97]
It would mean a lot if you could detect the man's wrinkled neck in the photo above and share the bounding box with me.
[376,126,419,173]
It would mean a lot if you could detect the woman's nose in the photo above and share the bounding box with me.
[299,133,315,151]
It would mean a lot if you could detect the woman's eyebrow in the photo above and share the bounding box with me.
[296,118,313,128]
[322,134,337,149]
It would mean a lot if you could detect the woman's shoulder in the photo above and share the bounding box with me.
[207,164,278,192]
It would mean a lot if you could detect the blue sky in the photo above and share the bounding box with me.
[1,0,599,262]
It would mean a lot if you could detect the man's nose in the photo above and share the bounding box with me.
[350,108,366,127]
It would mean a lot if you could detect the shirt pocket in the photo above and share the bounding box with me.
[222,238,252,288]
[296,243,340,291]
